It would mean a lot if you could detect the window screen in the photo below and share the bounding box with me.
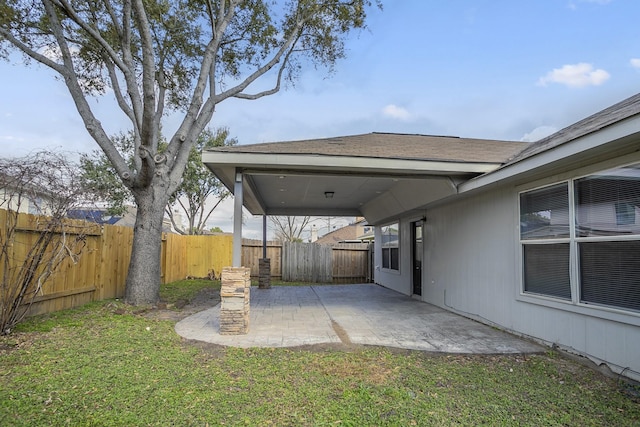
[580,240,640,312]
[523,243,571,300]
[575,165,640,237]
[520,162,640,315]
[520,183,570,240]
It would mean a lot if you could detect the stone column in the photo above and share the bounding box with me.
[220,267,250,335]
[258,258,271,289]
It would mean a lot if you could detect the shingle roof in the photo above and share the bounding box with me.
[210,132,526,165]
[315,224,359,245]
[507,92,640,165]
[208,93,640,174]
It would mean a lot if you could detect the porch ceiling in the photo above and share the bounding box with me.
[202,133,526,225]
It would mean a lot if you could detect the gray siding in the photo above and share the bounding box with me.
[423,186,518,329]
[421,184,640,381]
[374,222,412,295]
[374,155,640,381]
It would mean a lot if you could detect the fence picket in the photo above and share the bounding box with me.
[1,209,372,317]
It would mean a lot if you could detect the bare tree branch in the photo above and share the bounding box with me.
[1,0,379,305]
[0,152,90,334]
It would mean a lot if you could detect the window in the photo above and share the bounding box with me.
[520,183,571,300]
[381,223,399,270]
[519,183,570,240]
[575,165,640,311]
[523,243,571,300]
[519,163,640,313]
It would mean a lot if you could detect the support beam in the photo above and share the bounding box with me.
[259,214,271,289]
[262,215,267,259]
[232,168,243,267]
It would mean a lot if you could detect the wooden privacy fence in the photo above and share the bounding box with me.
[0,209,233,317]
[332,242,373,284]
[162,233,233,283]
[1,209,371,317]
[0,210,132,317]
[241,239,282,279]
[282,242,332,282]
[281,241,372,283]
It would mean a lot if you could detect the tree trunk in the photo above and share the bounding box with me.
[124,186,169,306]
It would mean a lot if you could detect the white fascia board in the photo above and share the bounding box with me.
[459,114,640,194]
[202,152,502,175]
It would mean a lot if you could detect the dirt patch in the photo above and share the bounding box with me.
[184,339,229,359]
[143,287,221,322]
[0,332,40,356]
[0,342,16,354]
[331,320,352,344]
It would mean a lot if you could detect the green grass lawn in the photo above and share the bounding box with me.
[1,280,639,426]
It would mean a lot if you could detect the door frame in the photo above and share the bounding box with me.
[411,220,424,296]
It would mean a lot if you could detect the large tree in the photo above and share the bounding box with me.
[0,0,379,305]
[80,127,236,234]
[167,127,236,235]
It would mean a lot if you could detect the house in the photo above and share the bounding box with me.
[68,205,180,233]
[202,93,640,382]
[0,171,56,216]
[111,206,178,233]
[67,208,122,225]
[314,217,373,244]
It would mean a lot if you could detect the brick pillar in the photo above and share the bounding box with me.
[258,258,271,289]
[219,267,250,335]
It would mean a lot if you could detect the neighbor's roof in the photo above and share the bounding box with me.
[315,223,360,245]
[209,132,526,165]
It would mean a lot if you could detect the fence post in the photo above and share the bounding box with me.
[258,258,271,288]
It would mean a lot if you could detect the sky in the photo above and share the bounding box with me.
[1,0,640,238]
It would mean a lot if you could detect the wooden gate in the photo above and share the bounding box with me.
[281,241,371,283]
[282,241,332,283]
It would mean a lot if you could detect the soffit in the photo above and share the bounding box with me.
[202,133,525,221]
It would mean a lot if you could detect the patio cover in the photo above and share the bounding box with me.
[202,132,525,265]
[202,132,526,225]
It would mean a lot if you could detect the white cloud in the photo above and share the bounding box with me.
[568,0,613,9]
[382,104,411,121]
[631,58,640,69]
[0,135,26,144]
[521,126,558,142]
[537,63,610,88]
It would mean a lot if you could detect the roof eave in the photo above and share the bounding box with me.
[459,112,640,193]
[202,151,504,176]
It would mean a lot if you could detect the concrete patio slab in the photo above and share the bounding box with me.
[175,284,543,353]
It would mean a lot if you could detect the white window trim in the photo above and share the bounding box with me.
[380,222,400,272]
[516,161,640,327]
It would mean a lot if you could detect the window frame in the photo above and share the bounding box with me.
[380,222,400,272]
[517,160,640,325]
[519,181,575,304]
